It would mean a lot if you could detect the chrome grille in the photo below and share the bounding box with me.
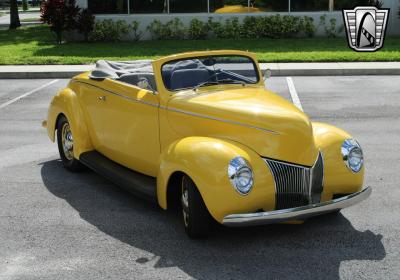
[264,153,324,210]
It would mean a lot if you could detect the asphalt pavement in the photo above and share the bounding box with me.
[0,76,399,279]
[0,12,40,28]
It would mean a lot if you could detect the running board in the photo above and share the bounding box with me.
[79,151,157,204]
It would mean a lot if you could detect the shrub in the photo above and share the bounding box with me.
[188,18,208,40]
[319,15,338,38]
[241,16,261,39]
[208,17,241,39]
[223,17,241,39]
[89,19,132,42]
[303,16,316,37]
[147,20,163,40]
[207,17,225,38]
[40,0,80,44]
[166,18,186,39]
[128,21,142,42]
[208,15,317,40]
[76,8,94,42]
[147,18,185,40]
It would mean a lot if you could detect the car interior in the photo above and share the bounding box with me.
[90,58,256,92]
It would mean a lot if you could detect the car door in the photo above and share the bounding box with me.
[81,79,160,177]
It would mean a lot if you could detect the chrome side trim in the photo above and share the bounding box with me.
[222,187,371,227]
[160,106,280,135]
[73,81,160,108]
[75,80,279,135]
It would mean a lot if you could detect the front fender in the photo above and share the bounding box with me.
[157,137,275,223]
[46,87,93,158]
[313,122,364,202]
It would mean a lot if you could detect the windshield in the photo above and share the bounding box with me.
[161,55,260,91]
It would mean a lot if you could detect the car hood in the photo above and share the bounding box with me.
[166,86,319,166]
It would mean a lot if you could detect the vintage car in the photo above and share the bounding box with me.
[43,50,371,238]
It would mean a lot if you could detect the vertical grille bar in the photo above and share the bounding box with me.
[265,153,324,210]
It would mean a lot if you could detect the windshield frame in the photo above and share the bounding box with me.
[161,54,261,92]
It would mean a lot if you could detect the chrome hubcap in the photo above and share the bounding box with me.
[181,181,189,227]
[61,123,74,161]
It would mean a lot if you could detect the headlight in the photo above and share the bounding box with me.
[341,139,364,173]
[228,157,254,195]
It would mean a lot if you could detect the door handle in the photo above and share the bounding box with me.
[98,96,106,101]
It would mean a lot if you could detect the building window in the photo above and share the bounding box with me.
[129,0,168,14]
[169,0,208,13]
[291,0,330,12]
[334,0,371,10]
[88,0,128,14]
[88,0,336,14]
[252,0,290,12]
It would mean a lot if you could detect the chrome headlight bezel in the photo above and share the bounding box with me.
[341,139,364,173]
[228,157,254,195]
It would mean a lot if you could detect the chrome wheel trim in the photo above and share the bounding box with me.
[181,180,189,227]
[61,123,74,161]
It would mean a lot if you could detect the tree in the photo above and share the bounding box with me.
[76,8,95,42]
[9,0,21,29]
[40,0,79,44]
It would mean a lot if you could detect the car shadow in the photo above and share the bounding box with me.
[40,159,385,280]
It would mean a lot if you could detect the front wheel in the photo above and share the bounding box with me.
[56,115,84,172]
[181,175,212,238]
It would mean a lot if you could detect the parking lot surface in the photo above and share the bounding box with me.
[0,76,399,280]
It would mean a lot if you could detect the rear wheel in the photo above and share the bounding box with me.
[56,115,84,172]
[181,175,212,238]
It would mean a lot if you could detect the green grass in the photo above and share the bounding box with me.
[1,25,400,65]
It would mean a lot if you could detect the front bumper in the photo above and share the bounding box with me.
[222,187,372,227]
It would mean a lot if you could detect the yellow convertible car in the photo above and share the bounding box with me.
[44,50,371,238]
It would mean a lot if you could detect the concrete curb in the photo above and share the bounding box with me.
[0,62,399,79]
[0,71,86,79]
[0,71,88,79]
[261,62,400,76]
[0,65,93,79]
[270,68,400,76]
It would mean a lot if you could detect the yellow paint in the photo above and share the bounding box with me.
[312,122,364,201]
[45,50,365,224]
[214,5,262,13]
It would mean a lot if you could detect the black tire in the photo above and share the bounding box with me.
[56,115,85,172]
[181,175,212,238]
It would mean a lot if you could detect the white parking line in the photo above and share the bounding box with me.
[0,79,59,109]
[286,77,303,112]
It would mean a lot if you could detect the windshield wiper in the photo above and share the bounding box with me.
[193,81,219,91]
[193,78,246,91]
[217,79,246,86]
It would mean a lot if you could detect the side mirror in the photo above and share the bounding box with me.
[263,69,272,80]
